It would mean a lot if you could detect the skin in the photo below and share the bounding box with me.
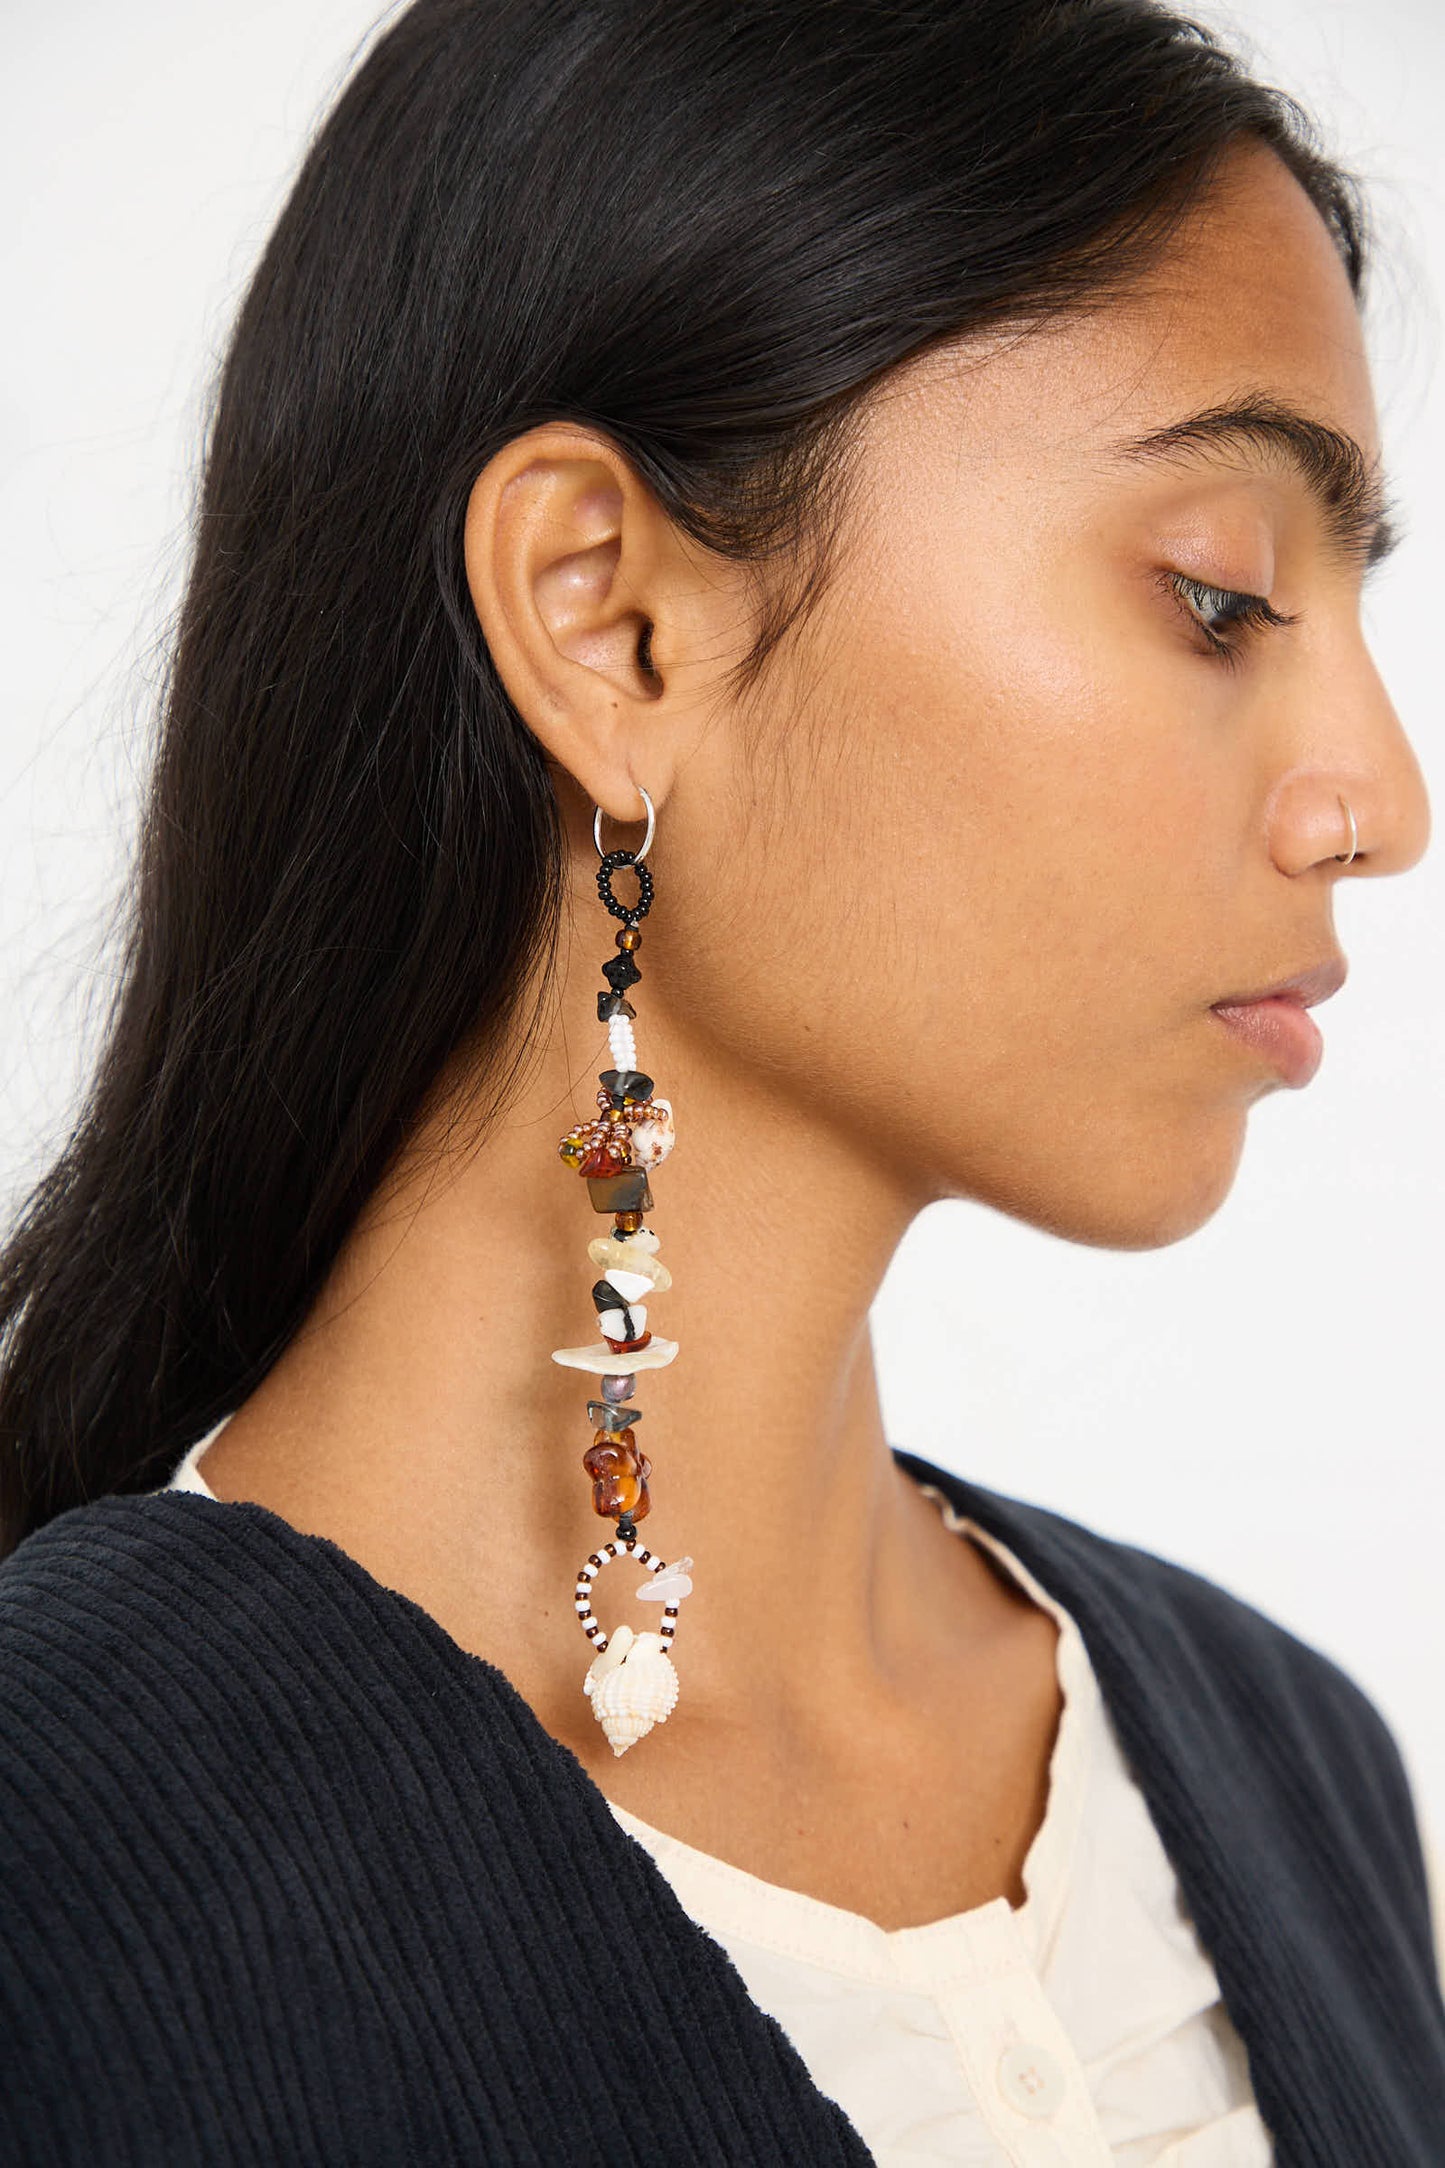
[201,139,1429,1931]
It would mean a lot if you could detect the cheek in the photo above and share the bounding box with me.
[863,541,1228,1036]
[786,538,1255,1226]
[657,530,1259,1242]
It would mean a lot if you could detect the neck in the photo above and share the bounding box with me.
[201,924,992,1755]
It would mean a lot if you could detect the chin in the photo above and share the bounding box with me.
[1087,1117,1251,1251]
[958,1107,1250,1252]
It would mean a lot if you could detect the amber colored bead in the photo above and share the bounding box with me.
[583,1435,642,1469]
[589,1426,638,1454]
[577,1139,629,1178]
[616,926,643,952]
[614,1210,644,1233]
[593,1469,639,1517]
[583,1442,630,1487]
[582,1436,653,1519]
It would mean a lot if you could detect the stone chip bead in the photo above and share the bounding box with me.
[599,1069,654,1106]
[588,1234,672,1289]
[586,1166,653,1216]
[600,1319,649,1352]
[576,1138,630,1179]
[587,1398,641,1430]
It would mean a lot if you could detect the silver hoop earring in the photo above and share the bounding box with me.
[1334,795,1358,865]
[592,784,656,865]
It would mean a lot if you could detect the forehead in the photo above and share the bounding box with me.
[900,142,1375,455]
[1109,139,1378,460]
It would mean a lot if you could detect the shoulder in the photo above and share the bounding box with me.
[0,1493,340,1861]
[0,1495,327,2151]
[0,1489,347,1731]
[0,1487,579,1844]
[895,1446,1426,1854]
[0,1490,506,1862]
[0,1493,564,2073]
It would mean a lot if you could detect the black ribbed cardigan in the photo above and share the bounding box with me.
[1,1446,1441,2165]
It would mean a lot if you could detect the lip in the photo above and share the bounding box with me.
[1212,957,1348,1010]
[1209,956,1346,1089]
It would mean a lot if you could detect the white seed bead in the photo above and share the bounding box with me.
[609,1015,637,1068]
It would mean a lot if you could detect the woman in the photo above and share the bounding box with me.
[0,0,1439,2160]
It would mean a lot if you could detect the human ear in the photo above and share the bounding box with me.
[462,423,696,827]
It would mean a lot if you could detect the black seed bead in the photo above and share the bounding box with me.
[596,848,655,925]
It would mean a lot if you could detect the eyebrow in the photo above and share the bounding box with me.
[1106,394,1403,572]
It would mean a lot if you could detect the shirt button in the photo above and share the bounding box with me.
[996,2040,1066,2118]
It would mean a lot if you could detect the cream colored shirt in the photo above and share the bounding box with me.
[164,1430,1277,2163]
[606,1483,1275,2167]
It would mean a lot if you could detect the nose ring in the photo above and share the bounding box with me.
[1333,794,1358,865]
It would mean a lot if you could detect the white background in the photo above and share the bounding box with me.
[3,4,1442,1875]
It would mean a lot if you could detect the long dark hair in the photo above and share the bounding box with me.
[0,0,1369,1556]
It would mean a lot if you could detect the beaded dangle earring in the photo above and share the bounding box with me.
[553,784,695,1757]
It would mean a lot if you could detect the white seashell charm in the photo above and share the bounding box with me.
[628,1098,675,1170]
[583,1618,635,1682]
[583,1628,679,1756]
[574,1536,693,1759]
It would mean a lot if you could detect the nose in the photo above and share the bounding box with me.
[1266,642,1432,879]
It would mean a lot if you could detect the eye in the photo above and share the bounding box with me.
[1161,571,1300,670]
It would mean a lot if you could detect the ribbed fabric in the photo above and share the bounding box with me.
[0,1447,1441,2165]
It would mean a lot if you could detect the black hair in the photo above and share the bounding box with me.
[0,0,1371,1555]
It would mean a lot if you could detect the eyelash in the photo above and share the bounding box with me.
[1162,571,1300,670]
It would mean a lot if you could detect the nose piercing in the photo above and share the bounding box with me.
[1333,795,1358,865]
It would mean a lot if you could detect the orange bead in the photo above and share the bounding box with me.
[578,1140,629,1178]
[588,1427,637,1453]
[582,1436,653,1520]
